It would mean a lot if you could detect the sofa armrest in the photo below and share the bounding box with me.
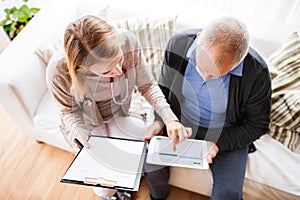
[0,47,48,119]
[0,1,79,119]
[0,82,36,135]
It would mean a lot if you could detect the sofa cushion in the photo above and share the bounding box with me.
[169,134,300,198]
[246,134,300,197]
[268,31,300,152]
[32,90,71,151]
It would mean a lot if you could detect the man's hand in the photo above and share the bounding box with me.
[206,141,219,164]
[142,120,164,148]
[166,121,192,151]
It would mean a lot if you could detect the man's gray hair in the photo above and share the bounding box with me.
[198,16,250,67]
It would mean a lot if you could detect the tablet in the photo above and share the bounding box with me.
[146,136,209,169]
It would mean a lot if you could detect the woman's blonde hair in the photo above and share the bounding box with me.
[64,15,121,103]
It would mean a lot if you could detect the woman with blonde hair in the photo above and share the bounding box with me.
[46,15,189,200]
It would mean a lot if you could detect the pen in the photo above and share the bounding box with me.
[74,138,84,149]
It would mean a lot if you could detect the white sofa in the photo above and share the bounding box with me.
[0,0,299,199]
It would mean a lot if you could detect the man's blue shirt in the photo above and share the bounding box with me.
[181,49,244,128]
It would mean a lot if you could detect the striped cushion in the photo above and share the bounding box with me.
[111,17,176,80]
[268,32,300,152]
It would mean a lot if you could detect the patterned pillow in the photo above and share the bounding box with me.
[268,31,300,152]
[110,16,176,80]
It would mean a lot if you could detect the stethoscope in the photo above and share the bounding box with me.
[83,68,129,107]
[110,67,129,105]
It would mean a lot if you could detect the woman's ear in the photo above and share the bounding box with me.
[197,32,201,37]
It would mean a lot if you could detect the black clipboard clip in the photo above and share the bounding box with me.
[84,177,117,188]
[74,138,84,149]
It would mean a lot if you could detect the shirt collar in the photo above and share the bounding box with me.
[229,61,244,77]
[186,39,198,58]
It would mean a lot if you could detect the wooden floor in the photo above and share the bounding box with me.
[0,105,209,200]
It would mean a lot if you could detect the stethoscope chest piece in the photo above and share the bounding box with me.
[83,98,92,106]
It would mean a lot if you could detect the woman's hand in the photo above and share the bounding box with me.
[143,120,163,148]
[206,141,219,164]
[73,128,90,154]
[166,121,192,151]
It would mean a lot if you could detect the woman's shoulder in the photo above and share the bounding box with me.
[46,49,69,82]
[117,29,139,51]
[118,29,137,41]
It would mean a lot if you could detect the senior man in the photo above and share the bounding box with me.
[143,16,272,200]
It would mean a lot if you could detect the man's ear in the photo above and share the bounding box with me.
[197,32,201,38]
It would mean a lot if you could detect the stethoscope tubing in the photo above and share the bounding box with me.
[110,68,129,105]
[83,68,129,107]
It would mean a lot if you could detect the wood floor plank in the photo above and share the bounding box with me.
[0,105,209,200]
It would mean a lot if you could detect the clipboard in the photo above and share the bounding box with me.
[61,136,146,191]
[146,136,209,169]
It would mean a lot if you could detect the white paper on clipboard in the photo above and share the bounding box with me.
[146,136,209,169]
[61,136,146,191]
